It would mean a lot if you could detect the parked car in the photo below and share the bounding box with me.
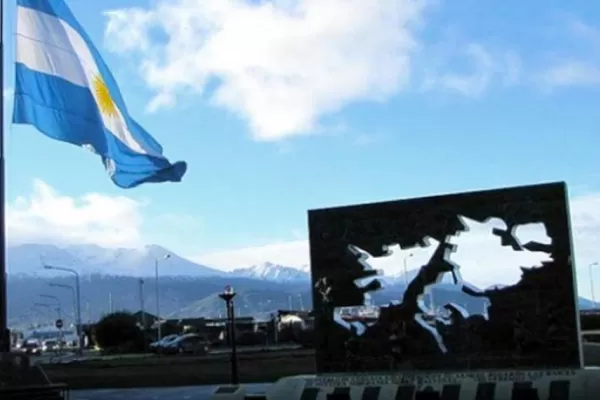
[149,334,179,353]
[163,334,209,355]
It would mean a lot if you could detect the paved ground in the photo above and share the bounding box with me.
[29,349,96,365]
[72,384,270,400]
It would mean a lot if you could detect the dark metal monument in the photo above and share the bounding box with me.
[308,182,581,373]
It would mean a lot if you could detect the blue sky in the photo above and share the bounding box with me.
[4,0,600,294]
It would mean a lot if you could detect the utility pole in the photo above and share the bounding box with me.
[0,0,9,354]
[590,262,599,305]
[139,279,146,329]
[155,253,171,341]
[403,253,413,287]
[108,292,113,313]
[155,259,161,341]
[48,282,76,328]
[43,265,84,355]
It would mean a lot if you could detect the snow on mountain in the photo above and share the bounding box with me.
[230,262,310,282]
[378,269,484,292]
[6,243,224,277]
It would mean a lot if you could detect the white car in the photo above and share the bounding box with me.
[42,339,59,352]
[149,334,180,352]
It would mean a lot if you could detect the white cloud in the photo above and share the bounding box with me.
[538,19,600,89]
[103,0,428,141]
[193,191,600,298]
[9,180,600,298]
[421,44,521,97]
[7,179,145,248]
[539,61,600,88]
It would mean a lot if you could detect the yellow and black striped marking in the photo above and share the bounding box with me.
[299,379,572,400]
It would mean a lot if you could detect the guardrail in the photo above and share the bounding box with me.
[0,383,69,399]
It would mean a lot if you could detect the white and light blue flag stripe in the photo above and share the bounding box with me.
[12,0,187,189]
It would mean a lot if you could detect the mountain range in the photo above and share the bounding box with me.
[8,243,312,282]
[5,243,598,329]
[7,243,222,277]
[230,262,310,282]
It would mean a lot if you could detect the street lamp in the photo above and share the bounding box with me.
[29,306,48,326]
[155,254,171,341]
[39,294,62,320]
[590,262,599,305]
[35,300,64,354]
[139,278,146,329]
[33,303,61,320]
[44,264,83,354]
[49,282,76,325]
[219,285,238,385]
[403,253,414,287]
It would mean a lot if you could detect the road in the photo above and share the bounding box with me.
[29,344,302,365]
[72,384,270,400]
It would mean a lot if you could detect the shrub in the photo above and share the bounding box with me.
[93,311,147,353]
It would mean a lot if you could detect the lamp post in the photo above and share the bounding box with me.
[49,283,76,326]
[403,253,413,287]
[219,285,238,385]
[590,262,599,305]
[35,299,63,355]
[155,254,171,341]
[30,306,47,326]
[44,265,83,354]
[139,279,146,329]
[33,302,61,320]
[39,294,62,320]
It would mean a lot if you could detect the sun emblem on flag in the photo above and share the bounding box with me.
[92,74,117,118]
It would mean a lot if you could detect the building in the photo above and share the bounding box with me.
[132,311,159,330]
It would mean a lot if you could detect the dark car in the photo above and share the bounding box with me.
[163,334,209,355]
[20,339,42,355]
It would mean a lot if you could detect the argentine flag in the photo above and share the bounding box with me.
[12,0,187,189]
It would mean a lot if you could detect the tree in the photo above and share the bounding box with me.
[93,311,146,352]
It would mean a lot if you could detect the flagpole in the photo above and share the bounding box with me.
[0,0,9,353]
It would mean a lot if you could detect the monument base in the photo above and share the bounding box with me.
[212,368,600,400]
